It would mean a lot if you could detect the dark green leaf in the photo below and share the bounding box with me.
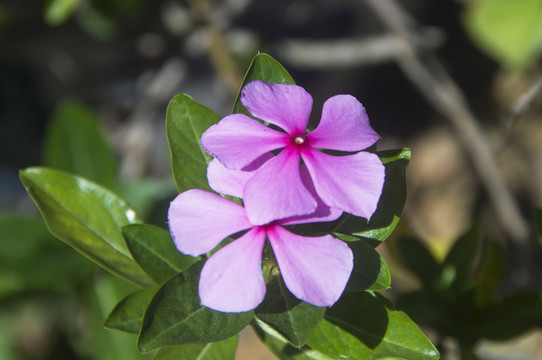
[43,99,117,189]
[232,53,295,115]
[534,208,542,245]
[19,167,153,287]
[254,319,330,360]
[395,236,441,287]
[473,240,503,306]
[332,148,410,246]
[442,225,481,290]
[166,94,221,193]
[307,292,439,360]
[345,239,391,291]
[138,262,253,352]
[255,278,325,347]
[474,292,542,340]
[123,224,200,284]
[104,287,157,334]
[153,336,238,360]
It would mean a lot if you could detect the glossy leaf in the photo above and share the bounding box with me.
[232,53,296,116]
[345,239,391,291]
[153,336,238,360]
[104,287,157,334]
[255,278,325,347]
[138,263,253,352]
[395,236,441,287]
[307,292,439,360]
[123,224,200,284]
[332,148,410,246]
[166,94,221,193]
[19,167,153,287]
[43,99,117,189]
[463,0,542,68]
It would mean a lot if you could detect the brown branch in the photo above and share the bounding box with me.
[363,0,529,242]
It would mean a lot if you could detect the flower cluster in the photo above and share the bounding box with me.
[168,80,385,312]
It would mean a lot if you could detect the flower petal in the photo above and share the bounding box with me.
[307,95,380,151]
[207,154,274,198]
[241,80,312,135]
[244,146,317,225]
[199,227,267,312]
[277,164,342,226]
[168,189,252,256]
[301,148,385,220]
[267,225,353,307]
[201,113,289,169]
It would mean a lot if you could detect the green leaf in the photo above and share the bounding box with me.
[153,336,238,360]
[332,148,410,246]
[138,262,253,352]
[19,167,153,287]
[307,292,439,360]
[441,225,481,290]
[474,292,542,340]
[463,0,542,68]
[473,240,503,306]
[0,214,95,297]
[122,224,200,284]
[254,319,333,360]
[395,236,441,287]
[43,99,117,189]
[104,287,157,334]
[535,208,542,244]
[255,278,325,347]
[166,94,221,193]
[345,239,391,291]
[45,0,84,25]
[232,53,296,115]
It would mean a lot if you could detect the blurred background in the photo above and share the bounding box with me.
[2,0,542,359]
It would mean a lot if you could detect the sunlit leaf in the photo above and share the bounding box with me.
[138,263,253,352]
[307,292,439,360]
[44,0,84,25]
[463,0,542,68]
[19,167,153,287]
[166,94,221,193]
[345,239,391,291]
[232,53,295,115]
[123,224,200,284]
[153,336,238,360]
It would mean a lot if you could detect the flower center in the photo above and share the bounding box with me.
[294,136,305,145]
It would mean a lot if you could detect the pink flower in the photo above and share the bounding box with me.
[201,80,386,225]
[167,165,353,313]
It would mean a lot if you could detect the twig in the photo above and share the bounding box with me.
[498,75,542,150]
[276,28,444,69]
[187,0,243,94]
[363,0,529,242]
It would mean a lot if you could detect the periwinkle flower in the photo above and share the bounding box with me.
[201,80,386,225]
[168,165,353,313]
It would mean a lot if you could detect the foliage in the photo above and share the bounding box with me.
[394,224,542,358]
[18,53,438,359]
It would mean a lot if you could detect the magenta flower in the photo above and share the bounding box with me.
[201,80,386,225]
[167,165,353,313]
